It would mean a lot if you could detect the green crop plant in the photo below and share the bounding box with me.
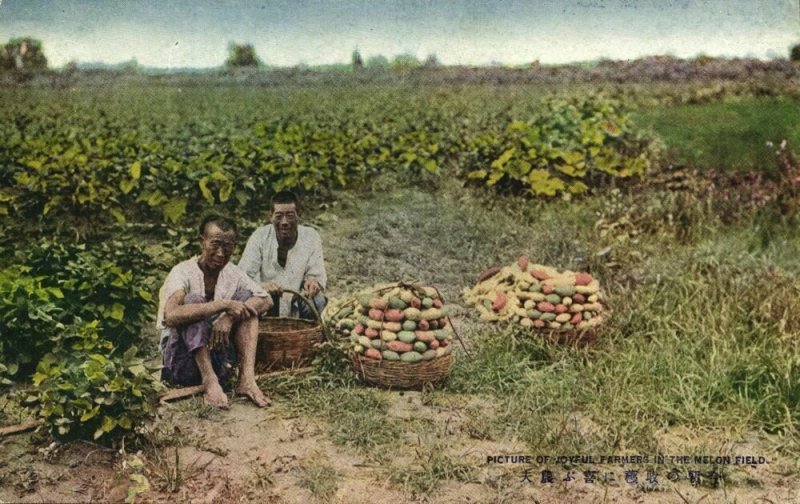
[464,96,659,197]
[0,240,157,379]
[30,320,162,441]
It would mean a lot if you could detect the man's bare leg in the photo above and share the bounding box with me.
[234,316,271,407]
[194,347,229,409]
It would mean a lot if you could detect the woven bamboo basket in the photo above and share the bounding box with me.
[528,309,608,348]
[351,353,453,390]
[256,289,326,373]
[536,327,599,347]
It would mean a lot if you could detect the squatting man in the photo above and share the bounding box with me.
[157,215,272,409]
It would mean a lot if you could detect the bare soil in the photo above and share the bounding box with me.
[2,392,798,503]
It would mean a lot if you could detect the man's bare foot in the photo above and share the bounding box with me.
[235,382,272,408]
[203,381,229,409]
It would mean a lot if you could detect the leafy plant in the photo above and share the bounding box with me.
[310,340,355,387]
[0,265,65,376]
[0,239,158,378]
[464,96,659,197]
[0,363,13,388]
[23,240,157,351]
[31,320,162,441]
[705,140,800,221]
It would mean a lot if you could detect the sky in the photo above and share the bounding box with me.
[0,0,798,69]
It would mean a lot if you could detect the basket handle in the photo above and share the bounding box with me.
[282,288,331,342]
[429,284,471,360]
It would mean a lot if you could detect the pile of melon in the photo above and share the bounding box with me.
[334,284,455,362]
[463,257,605,332]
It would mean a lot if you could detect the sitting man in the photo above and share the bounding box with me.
[157,214,272,409]
[238,191,327,319]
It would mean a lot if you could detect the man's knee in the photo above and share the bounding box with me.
[313,293,327,313]
[295,293,326,320]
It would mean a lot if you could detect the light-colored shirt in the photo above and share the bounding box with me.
[156,256,268,332]
[238,224,326,317]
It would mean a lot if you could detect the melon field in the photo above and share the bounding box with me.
[1,70,800,503]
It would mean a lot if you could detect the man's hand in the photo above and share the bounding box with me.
[209,314,234,350]
[261,282,283,296]
[224,300,258,321]
[261,296,274,313]
[303,277,321,299]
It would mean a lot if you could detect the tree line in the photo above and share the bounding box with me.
[224,43,440,71]
[3,37,800,74]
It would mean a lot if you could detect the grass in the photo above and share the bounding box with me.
[265,375,401,455]
[446,216,800,462]
[297,452,339,502]
[245,163,800,498]
[385,439,475,497]
[322,171,800,470]
[634,96,800,173]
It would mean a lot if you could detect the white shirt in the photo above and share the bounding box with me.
[155,256,268,331]
[238,224,327,317]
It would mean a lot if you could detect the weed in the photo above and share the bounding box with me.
[297,452,339,502]
[146,444,214,493]
[386,439,475,498]
[482,471,527,504]
[245,460,275,493]
[461,404,495,441]
[268,379,401,454]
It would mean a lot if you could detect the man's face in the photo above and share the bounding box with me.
[199,223,237,271]
[271,202,299,245]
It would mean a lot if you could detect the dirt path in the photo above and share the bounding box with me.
[3,392,798,503]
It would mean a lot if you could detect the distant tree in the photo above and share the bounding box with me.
[391,53,421,72]
[692,53,716,66]
[351,49,363,69]
[366,55,389,69]
[423,53,440,67]
[55,60,78,88]
[120,58,140,74]
[226,43,260,68]
[791,43,800,62]
[1,37,47,72]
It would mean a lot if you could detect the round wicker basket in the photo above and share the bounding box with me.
[256,289,325,373]
[350,353,453,390]
[536,327,599,347]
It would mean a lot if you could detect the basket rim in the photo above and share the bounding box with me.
[350,352,453,368]
[259,288,332,342]
[523,326,600,347]
[259,315,320,326]
[258,317,322,339]
[528,326,601,334]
